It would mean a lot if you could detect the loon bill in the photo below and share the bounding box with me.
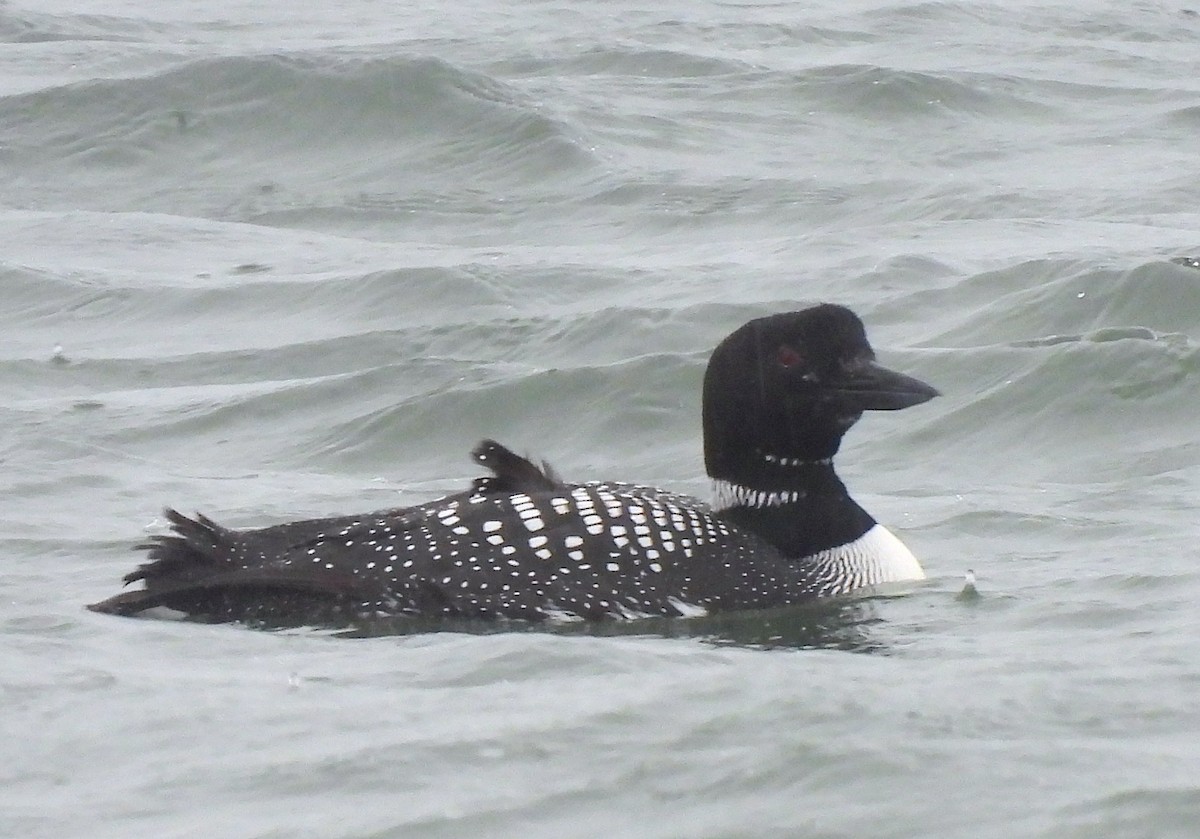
[89,303,939,627]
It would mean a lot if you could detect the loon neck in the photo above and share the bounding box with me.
[710,455,876,559]
[711,452,838,498]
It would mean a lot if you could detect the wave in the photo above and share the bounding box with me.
[0,52,597,216]
[919,258,1200,347]
[0,8,169,44]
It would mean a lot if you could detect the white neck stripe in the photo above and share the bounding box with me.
[762,453,832,467]
[712,479,806,511]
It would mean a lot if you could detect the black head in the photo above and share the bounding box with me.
[702,304,938,479]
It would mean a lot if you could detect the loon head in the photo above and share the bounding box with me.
[702,304,938,481]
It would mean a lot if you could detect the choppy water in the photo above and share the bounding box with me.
[3,1,1200,836]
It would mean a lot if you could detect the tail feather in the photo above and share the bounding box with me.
[89,507,362,620]
[123,508,237,586]
[90,510,368,621]
[90,439,569,626]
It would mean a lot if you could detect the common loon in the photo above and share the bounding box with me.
[88,304,939,627]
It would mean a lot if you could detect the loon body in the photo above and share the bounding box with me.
[89,304,938,627]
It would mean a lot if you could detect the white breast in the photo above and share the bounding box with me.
[807,523,926,595]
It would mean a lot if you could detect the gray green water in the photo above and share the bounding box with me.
[3,1,1200,836]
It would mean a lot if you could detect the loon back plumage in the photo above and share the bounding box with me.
[89,304,939,627]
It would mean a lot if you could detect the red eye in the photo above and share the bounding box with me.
[777,345,803,368]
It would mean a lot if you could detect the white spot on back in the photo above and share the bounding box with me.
[667,596,708,618]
